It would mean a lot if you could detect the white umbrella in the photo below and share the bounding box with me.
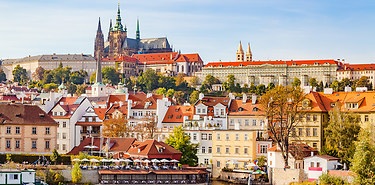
[151,159,160,163]
[112,159,120,163]
[170,159,179,163]
[160,159,170,163]
[124,159,132,163]
[72,158,81,162]
[119,158,126,162]
[246,163,257,167]
[143,159,151,163]
[90,158,99,162]
[100,159,109,162]
[133,159,142,163]
[81,158,90,162]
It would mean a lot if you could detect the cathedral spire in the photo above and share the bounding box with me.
[246,43,252,61]
[236,41,244,61]
[95,58,102,84]
[97,17,102,33]
[136,18,140,40]
[94,17,104,59]
[113,3,124,31]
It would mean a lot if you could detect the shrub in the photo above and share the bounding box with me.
[0,153,71,165]
[318,173,349,185]
[71,163,82,183]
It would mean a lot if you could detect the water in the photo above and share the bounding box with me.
[211,180,239,185]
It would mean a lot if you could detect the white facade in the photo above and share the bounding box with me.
[303,155,340,182]
[186,129,213,167]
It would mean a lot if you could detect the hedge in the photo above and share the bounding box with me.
[0,153,72,165]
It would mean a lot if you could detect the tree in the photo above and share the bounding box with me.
[223,75,236,92]
[137,69,159,92]
[6,153,11,163]
[200,75,220,92]
[330,80,340,92]
[50,149,61,165]
[356,76,372,90]
[156,87,167,95]
[0,69,6,82]
[12,65,28,83]
[309,78,318,89]
[71,163,82,183]
[260,85,305,168]
[76,84,88,96]
[175,73,186,87]
[256,84,266,95]
[322,105,361,165]
[33,66,45,81]
[158,75,176,90]
[69,70,87,84]
[319,173,349,185]
[102,117,130,137]
[166,126,198,166]
[291,77,301,88]
[44,169,64,185]
[43,83,58,92]
[174,91,185,105]
[66,82,77,95]
[90,72,96,84]
[256,156,266,167]
[142,116,157,139]
[166,89,175,98]
[267,82,275,91]
[189,90,200,104]
[316,81,324,92]
[189,76,199,88]
[351,129,375,184]
[249,82,256,93]
[102,67,120,84]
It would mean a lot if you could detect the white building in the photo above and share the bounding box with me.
[0,169,36,185]
[303,155,341,182]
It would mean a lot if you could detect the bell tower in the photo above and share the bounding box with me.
[108,3,127,57]
[245,43,252,61]
[236,41,244,61]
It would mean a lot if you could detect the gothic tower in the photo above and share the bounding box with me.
[108,3,127,57]
[136,18,140,50]
[236,41,244,61]
[245,43,252,61]
[94,17,104,59]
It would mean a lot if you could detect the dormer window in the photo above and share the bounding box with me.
[314,62,319,65]
[238,107,244,112]
[330,102,336,108]
[346,103,358,109]
[253,107,258,112]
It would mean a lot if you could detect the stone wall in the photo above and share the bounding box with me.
[269,168,306,185]
[59,169,99,184]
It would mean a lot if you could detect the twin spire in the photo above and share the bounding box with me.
[236,41,252,62]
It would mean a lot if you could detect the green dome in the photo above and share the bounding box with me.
[114,89,126,94]
[58,83,66,90]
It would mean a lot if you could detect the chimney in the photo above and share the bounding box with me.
[147,93,152,98]
[323,88,333,94]
[119,101,123,107]
[251,94,257,105]
[311,151,314,157]
[228,93,235,100]
[199,93,204,100]
[344,86,351,92]
[242,94,247,104]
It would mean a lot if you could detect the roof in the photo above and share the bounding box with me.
[162,105,193,123]
[2,54,95,65]
[204,59,338,67]
[98,169,208,175]
[101,55,137,63]
[134,52,203,64]
[195,96,230,107]
[268,143,317,160]
[127,139,182,159]
[0,104,57,126]
[94,108,107,120]
[339,63,375,71]
[228,99,264,116]
[67,137,136,155]
[306,155,339,161]
[317,91,375,112]
[49,97,86,118]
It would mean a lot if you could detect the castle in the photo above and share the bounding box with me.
[94,4,172,59]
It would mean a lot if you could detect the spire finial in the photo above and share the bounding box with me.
[97,17,102,33]
[113,3,124,31]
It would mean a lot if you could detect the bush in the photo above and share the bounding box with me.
[222,167,233,172]
[42,169,64,185]
[0,153,71,165]
[71,163,82,183]
[318,173,349,185]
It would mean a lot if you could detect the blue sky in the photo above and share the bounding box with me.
[1,0,375,64]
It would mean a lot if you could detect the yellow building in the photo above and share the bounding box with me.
[211,130,271,178]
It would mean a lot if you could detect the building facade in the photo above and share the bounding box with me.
[337,63,375,89]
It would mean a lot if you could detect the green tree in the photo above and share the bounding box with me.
[256,84,266,95]
[50,149,61,165]
[316,81,324,92]
[166,126,198,166]
[309,78,318,89]
[318,173,349,185]
[322,105,361,165]
[200,75,220,92]
[76,84,88,96]
[69,70,87,84]
[291,77,301,88]
[356,76,372,90]
[102,67,120,84]
[249,82,256,93]
[256,156,266,167]
[189,90,200,104]
[71,163,82,183]
[158,75,176,90]
[223,75,236,92]
[90,72,96,84]
[66,82,77,95]
[12,65,28,84]
[189,76,199,88]
[330,80,340,92]
[351,129,375,184]
[173,91,185,105]
[52,63,71,84]
[43,83,58,92]
[166,89,175,98]
[267,82,275,90]
[0,69,6,82]
[156,87,167,95]
[137,69,159,92]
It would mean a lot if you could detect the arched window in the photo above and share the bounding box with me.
[181,65,184,72]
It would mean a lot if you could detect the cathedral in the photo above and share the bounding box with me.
[94,4,172,59]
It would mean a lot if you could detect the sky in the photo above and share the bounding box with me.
[1,0,375,64]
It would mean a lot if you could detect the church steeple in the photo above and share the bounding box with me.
[113,3,124,31]
[236,41,244,61]
[245,43,252,61]
[95,58,102,84]
[108,19,112,41]
[136,18,140,40]
[94,17,104,59]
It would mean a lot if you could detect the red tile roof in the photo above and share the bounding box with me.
[313,155,339,161]
[204,59,338,67]
[134,52,203,64]
[127,139,182,160]
[67,137,136,155]
[338,63,375,71]
[268,143,317,160]
[0,104,57,126]
[94,108,107,120]
[195,96,230,107]
[162,105,193,123]
[228,99,265,116]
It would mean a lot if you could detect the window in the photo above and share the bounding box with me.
[306,128,311,136]
[244,147,248,154]
[260,144,268,153]
[310,162,314,167]
[204,159,209,164]
[216,147,221,153]
[306,114,311,121]
[6,127,11,134]
[225,134,229,141]
[6,140,11,148]
[298,128,303,136]
[32,127,37,135]
[312,114,318,121]
[317,162,320,167]
[220,109,224,115]
[193,133,197,140]
[235,147,239,154]
[10,174,18,180]
[313,143,318,148]
[235,134,239,141]
[208,147,212,153]
[252,120,257,126]
[244,134,248,141]
[313,128,318,136]
[62,133,67,139]
[230,119,234,126]
[45,140,50,149]
[201,133,207,140]
[217,133,221,140]
[63,122,67,128]
[57,133,60,139]
[201,146,206,153]
[245,119,249,126]
[56,144,59,150]
[15,140,20,148]
[45,127,50,135]
[32,141,37,149]
[15,127,20,134]
[62,144,66,151]
[225,147,230,154]
[238,119,242,125]
[365,115,369,122]
[208,134,212,140]
[217,161,221,168]
[197,108,201,114]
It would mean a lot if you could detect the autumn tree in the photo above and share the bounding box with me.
[143,116,158,139]
[166,126,198,166]
[102,117,130,137]
[0,69,6,82]
[174,91,185,105]
[156,87,167,95]
[260,85,305,168]
[33,66,45,81]
[322,105,361,165]
[189,76,199,88]
[189,90,200,104]
[76,84,88,95]
[50,149,61,165]
[71,163,82,183]
[351,129,375,184]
